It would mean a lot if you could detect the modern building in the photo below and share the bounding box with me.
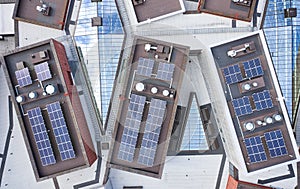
[13,0,71,30]
[210,31,299,173]
[0,39,97,181]
[129,0,185,25]
[106,36,190,178]
[198,0,260,22]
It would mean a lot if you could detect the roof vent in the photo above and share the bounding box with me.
[284,8,297,18]
[91,17,103,27]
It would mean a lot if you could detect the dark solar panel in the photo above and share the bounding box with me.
[138,98,167,167]
[156,62,175,81]
[46,101,76,161]
[244,136,267,163]
[15,67,32,87]
[264,130,288,158]
[34,62,52,81]
[118,94,146,162]
[231,96,253,116]
[243,58,264,78]
[27,107,56,166]
[136,57,155,77]
[222,64,243,85]
[252,90,273,111]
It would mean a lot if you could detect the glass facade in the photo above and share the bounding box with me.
[263,0,300,121]
[75,0,124,125]
[180,96,208,151]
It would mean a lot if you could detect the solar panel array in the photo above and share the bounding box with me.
[118,94,146,162]
[252,90,273,111]
[264,130,288,158]
[231,96,253,116]
[46,101,76,161]
[15,67,32,87]
[243,58,264,78]
[27,107,56,166]
[34,62,52,81]
[136,57,155,77]
[156,62,175,81]
[138,98,167,167]
[244,136,267,163]
[222,64,243,85]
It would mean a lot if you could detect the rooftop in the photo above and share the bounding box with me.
[198,0,258,22]
[210,32,298,173]
[0,39,97,181]
[130,0,185,24]
[13,0,70,30]
[107,36,190,178]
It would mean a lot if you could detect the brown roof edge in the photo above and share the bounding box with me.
[52,39,97,165]
[227,175,273,189]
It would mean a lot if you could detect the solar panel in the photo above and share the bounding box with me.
[136,57,155,77]
[15,67,32,87]
[222,64,243,85]
[118,94,146,162]
[231,96,253,116]
[156,62,175,81]
[252,90,273,111]
[138,98,167,167]
[244,136,267,163]
[27,107,56,166]
[264,129,288,158]
[243,58,264,78]
[34,62,52,81]
[46,101,76,161]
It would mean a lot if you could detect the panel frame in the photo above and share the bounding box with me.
[137,98,167,167]
[244,136,267,164]
[46,101,76,161]
[117,94,146,162]
[27,107,56,166]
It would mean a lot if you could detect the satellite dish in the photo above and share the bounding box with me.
[16,96,24,103]
[45,84,56,95]
[273,114,282,122]
[244,122,254,131]
[28,91,38,99]
[135,82,145,92]
[151,87,158,94]
[162,89,169,96]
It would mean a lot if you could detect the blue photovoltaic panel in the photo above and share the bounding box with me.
[138,98,167,167]
[264,130,288,158]
[156,62,175,81]
[244,136,267,163]
[243,58,264,78]
[136,57,155,77]
[222,64,243,84]
[15,67,32,87]
[34,62,52,81]
[27,107,56,166]
[46,101,76,161]
[252,90,273,111]
[118,94,146,162]
[231,96,253,116]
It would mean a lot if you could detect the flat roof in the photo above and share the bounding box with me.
[107,36,189,178]
[198,0,258,22]
[131,0,185,24]
[0,4,14,35]
[210,32,298,172]
[13,0,70,30]
[0,39,96,180]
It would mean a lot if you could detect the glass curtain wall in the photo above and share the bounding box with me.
[263,0,300,121]
[75,0,124,125]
